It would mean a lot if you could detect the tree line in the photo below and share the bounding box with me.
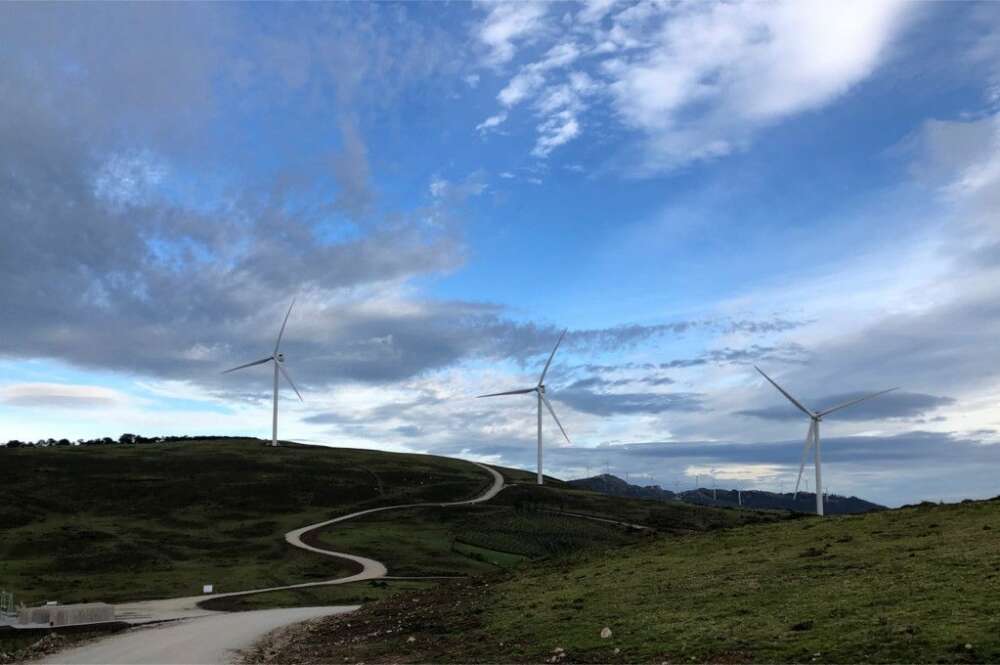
[1,434,244,448]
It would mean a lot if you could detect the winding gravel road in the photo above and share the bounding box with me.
[38,461,505,665]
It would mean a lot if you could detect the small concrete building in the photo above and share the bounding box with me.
[18,602,114,626]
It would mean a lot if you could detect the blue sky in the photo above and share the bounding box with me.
[2,1,1000,507]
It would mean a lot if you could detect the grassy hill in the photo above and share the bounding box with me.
[242,497,1000,664]
[0,439,776,611]
[0,439,493,605]
[302,483,778,578]
[204,468,778,612]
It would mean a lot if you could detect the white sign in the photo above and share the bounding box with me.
[202,585,213,594]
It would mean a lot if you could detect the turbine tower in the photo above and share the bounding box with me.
[223,299,303,447]
[478,330,571,485]
[755,366,896,516]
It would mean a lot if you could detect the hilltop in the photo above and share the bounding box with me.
[569,474,884,514]
[243,496,1000,664]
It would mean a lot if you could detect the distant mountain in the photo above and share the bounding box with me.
[568,473,678,502]
[568,474,884,514]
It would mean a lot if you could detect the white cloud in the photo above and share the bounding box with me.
[498,70,546,107]
[427,172,488,200]
[537,42,582,70]
[429,176,448,198]
[685,464,787,483]
[476,112,508,133]
[478,2,549,65]
[528,71,602,157]
[93,149,168,208]
[576,0,617,25]
[606,0,910,171]
[0,383,131,409]
[475,0,912,171]
[484,41,594,153]
[533,111,580,157]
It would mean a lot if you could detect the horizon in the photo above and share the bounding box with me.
[2,1,1000,509]
[0,434,908,507]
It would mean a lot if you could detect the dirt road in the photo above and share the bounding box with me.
[37,606,356,665]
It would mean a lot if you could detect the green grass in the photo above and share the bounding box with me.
[452,541,529,569]
[492,465,570,487]
[0,439,774,613]
[199,579,438,612]
[248,498,1000,664]
[0,439,493,605]
[491,483,782,533]
[313,504,645,577]
[306,479,778,580]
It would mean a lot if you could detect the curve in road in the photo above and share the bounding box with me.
[284,461,505,583]
[113,461,505,622]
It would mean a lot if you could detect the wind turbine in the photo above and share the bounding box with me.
[223,300,303,447]
[477,330,571,485]
[754,366,896,516]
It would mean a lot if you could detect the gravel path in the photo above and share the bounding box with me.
[37,606,357,665]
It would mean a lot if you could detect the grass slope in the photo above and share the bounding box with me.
[245,498,1000,664]
[0,439,492,605]
[200,579,438,612]
[210,479,774,610]
[306,482,778,577]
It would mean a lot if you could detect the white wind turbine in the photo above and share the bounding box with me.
[755,366,896,516]
[478,330,571,485]
[223,300,303,447]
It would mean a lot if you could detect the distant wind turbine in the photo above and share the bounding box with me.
[477,330,571,485]
[223,299,303,447]
[755,366,896,516]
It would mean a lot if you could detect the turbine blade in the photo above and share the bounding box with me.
[754,366,814,417]
[476,388,537,398]
[817,387,899,418]
[541,394,571,444]
[277,363,303,402]
[274,298,296,354]
[221,356,273,374]
[538,329,567,385]
[793,420,816,499]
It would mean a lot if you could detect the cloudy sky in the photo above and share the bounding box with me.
[2,1,999,507]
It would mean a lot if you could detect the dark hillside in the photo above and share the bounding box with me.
[0,439,492,605]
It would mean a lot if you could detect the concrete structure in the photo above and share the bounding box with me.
[18,602,114,626]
